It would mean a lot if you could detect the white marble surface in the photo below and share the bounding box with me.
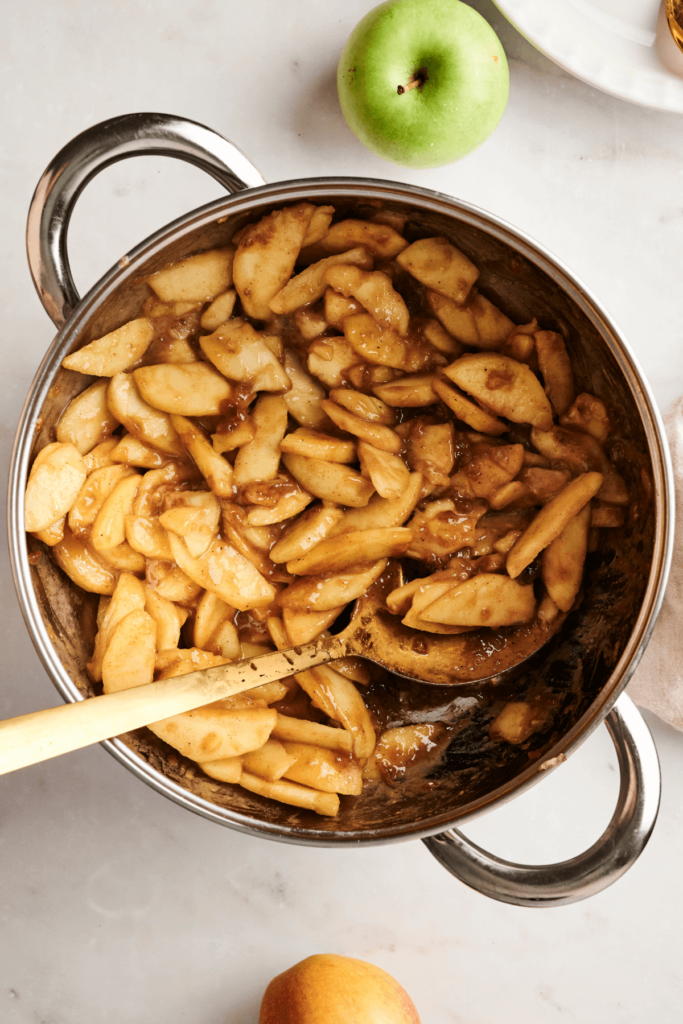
[2,1,683,1021]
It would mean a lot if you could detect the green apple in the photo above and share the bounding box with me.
[337,0,509,168]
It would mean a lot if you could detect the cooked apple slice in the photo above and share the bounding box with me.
[282,453,375,507]
[144,561,200,603]
[269,247,373,315]
[363,724,447,782]
[286,527,412,575]
[282,349,329,429]
[233,203,315,319]
[147,246,235,302]
[506,472,604,579]
[372,374,437,407]
[530,425,628,505]
[25,442,87,533]
[155,647,229,680]
[537,593,560,626]
[396,236,478,304]
[151,705,277,762]
[280,428,356,464]
[53,528,117,595]
[421,573,536,627]
[107,372,184,457]
[320,399,401,454]
[301,665,375,759]
[357,443,411,500]
[281,741,362,795]
[517,467,571,505]
[328,388,395,425]
[327,471,423,535]
[159,494,220,559]
[169,415,233,497]
[301,218,407,261]
[167,531,276,610]
[278,560,387,613]
[302,205,335,247]
[62,318,154,376]
[427,289,513,349]
[193,591,233,650]
[541,502,591,612]
[459,443,525,502]
[266,624,375,759]
[144,587,185,650]
[405,498,487,561]
[88,571,147,681]
[405,422,456,489]
[307,335,361,388]
[413,316,463,358]
[343,313,410,369]
[124,515,173,559]
[31,517,65,547]
[281,606,345,644]
[90,472,141,552]
[56,379,119,455]
[501,321,537,365]
[212,417,255,455]
[206,616,241,661]
[234,395,288,489]
[239,772,339,817]
[294,307,329,341]
[199,289,237,332]
[402,580,472,635]
[242,739,298,782]
[444,352,553,431]
[270,504,344,564]
[535,330,575,415]
[111,435,174,469]
[101,609,157,694]
[324,265,409,335]
[133,362,232,416]
[83,439,119,473]
[559,393,611,444]
[324,287,365,329]
[68,464,134,538]
[201,757,243,785]
[270,713,352,754]
[245,485,313,526]
[490,701,549,745]
[591,502,625,528]
[200,318,290,392]
[96,541,146,574]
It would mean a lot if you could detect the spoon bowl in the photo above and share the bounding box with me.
[329,562,564,687]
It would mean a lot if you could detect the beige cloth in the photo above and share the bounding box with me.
[628,396,683,728]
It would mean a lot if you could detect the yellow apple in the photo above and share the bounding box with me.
[259,953,421,1023]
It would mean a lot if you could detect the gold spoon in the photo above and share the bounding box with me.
[0,563,561,776]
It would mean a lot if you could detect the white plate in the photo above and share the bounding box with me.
[493,0,683,112]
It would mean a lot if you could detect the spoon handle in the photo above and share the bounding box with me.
[0,638,348,775]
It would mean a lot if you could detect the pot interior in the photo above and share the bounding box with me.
[23,185,659,841]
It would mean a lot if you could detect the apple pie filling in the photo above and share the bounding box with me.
[24,202,631,815]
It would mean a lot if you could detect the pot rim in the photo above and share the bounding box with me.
[9,176,674,845]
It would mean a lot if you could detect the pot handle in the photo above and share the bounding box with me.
[26,112,266,328]
[422,693,660,907]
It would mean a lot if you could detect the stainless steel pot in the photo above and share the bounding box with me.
[9,113,673,907]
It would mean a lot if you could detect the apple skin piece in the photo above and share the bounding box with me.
[337,0,509,169]
[259,953,421,1024]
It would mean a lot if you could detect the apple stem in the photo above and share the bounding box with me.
[397,67,429,95]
